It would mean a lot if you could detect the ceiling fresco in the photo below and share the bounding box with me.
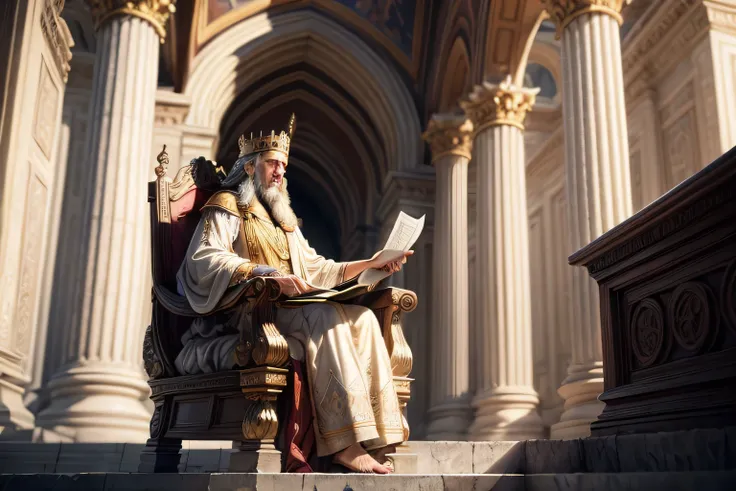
[334,0,416,57]
[202,0,421,72]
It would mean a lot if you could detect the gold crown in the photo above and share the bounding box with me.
[238,113,296,158]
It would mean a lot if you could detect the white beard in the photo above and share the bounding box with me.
[238,168,298,230]
[236,177,255,208]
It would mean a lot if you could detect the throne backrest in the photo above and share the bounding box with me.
[148,155,223,293]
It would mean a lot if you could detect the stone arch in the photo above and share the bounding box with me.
[184,10,422,174]
[481,2,547,84]
[438,37,472,112]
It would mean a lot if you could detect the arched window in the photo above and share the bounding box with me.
[523,62,558,105]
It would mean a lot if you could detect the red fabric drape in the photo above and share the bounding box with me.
[283,359,316,473]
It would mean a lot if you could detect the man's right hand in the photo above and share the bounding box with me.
[252,265,278,277]
[272,274,312,297]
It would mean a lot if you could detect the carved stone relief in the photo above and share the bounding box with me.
[40,0,73,81]
[692,38,721,164]
[33,60,60,159]
[15,174,48,371]
[0,273,13,348]
[663,109,700,189]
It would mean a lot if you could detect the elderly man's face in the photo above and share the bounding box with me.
[256,152,287,190]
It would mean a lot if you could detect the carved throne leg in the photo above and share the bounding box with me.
[228,367,289,473]
[138,397,182,473]
[385,290,418,474]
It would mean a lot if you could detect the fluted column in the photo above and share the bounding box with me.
[461,78,544,440]
[36,0,176,442]
[542,0,633,439]
[422,115,473,440]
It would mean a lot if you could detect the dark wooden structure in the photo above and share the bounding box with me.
[138,150,417,472]
[570,146,736,436]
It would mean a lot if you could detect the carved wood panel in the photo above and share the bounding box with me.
[625,260,735,375]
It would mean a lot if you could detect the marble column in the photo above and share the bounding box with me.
[461,78,545,440]
[543,0,633,439]
[36,0,176,442]
[422,115,473,440]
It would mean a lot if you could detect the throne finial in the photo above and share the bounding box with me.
[155,145,169,178]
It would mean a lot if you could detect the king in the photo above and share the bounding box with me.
[175,114,411,473]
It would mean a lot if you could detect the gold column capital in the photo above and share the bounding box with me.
[460,76,538,134]
[86,0,176,42]
[541,0,631,37]
[422,115,474,163]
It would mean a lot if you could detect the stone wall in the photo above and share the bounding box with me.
[0,0,72,435]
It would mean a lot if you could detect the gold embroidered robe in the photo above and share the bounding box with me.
[174,191,404,456]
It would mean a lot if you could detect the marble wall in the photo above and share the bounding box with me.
[0,0,72,434]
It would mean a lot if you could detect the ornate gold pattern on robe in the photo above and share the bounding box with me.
[238,197,293,276]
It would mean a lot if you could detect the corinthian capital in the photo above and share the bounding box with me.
[422,115,474,162]
[461,76,539,133]
[86,0,176,42]
[541,0,630,37]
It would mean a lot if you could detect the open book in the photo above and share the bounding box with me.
[289,211,425,302]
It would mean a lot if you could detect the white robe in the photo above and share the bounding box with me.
[174,206,404,456]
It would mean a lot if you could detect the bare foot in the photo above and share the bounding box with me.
[371,444,396,463]
[370,445,397,473]
[333,443,391,474]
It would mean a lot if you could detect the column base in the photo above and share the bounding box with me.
[425,397,471,440]
[0,376,35,436]
[35,364,151,442]
[469,386,544,441]
[549,367,604,440]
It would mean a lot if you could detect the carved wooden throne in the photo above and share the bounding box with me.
[139,150,417,473]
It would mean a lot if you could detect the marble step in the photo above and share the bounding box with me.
[0,471,734,491]
[0,441,520,475]
[0,427,733,475]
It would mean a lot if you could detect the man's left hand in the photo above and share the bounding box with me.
[379,250,413,274]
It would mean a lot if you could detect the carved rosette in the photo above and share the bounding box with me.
[461,77,539,133]
[630,298,666,367]
[86,0,177,42]
[422,116,474,162]
[541,0,630,38]
[668,282,717,353]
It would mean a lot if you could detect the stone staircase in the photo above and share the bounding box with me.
[0,430,734,490]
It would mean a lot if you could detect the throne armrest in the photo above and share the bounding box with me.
[345,287,417,378]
